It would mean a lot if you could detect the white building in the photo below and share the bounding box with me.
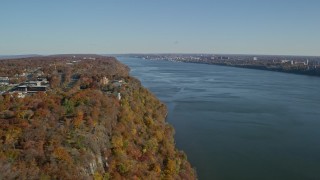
[0,77,9,85]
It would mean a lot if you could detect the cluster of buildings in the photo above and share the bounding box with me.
[12,77,49,98]
[281,59,309,66]
[2,73,125,100]
[0,75,50,98]
[0,77,12,94]
[82,57,96,60]
[99,76,125,100]
[15,77,48,91]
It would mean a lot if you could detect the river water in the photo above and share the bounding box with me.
[117,57,320,180]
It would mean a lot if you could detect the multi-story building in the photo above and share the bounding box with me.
[0,77,10,85]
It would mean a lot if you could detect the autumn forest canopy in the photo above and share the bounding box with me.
[0,55,196,179]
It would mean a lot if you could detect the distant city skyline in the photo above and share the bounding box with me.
[1,0,320,56]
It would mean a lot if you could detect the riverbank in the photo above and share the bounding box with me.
[127,54,320,77]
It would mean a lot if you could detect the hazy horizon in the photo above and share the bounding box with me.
[1,53,320,58]
[1,0,320,56]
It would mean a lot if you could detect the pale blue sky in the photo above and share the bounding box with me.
[0,0,319,55]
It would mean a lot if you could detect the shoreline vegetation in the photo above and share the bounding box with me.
[127,54,320,77]
[0,55,196,179]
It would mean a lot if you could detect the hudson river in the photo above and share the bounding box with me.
[118,57,320,180]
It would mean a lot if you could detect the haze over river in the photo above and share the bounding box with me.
[118,57,320,180]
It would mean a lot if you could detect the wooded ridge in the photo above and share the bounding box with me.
[0,55,196,179]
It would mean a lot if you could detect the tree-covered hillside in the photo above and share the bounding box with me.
[0,55,196,179]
